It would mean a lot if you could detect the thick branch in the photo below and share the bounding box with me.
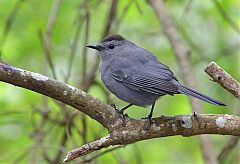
[0,62,120,130]
[64,114,240,162]
[205,62,240,99]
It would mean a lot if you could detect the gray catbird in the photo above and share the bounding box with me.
[87,34,225,119]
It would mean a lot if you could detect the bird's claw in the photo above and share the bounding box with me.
[110,104,126,122]
[141,115,153,124]
[110,103,117,110]
[193,112,198,117]
[115,108,123,114]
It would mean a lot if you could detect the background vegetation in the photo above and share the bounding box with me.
[0,0,239,163]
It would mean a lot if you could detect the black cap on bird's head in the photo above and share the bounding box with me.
[101,34,125,43]
[86,34,125,51]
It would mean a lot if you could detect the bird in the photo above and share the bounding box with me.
[87,34,226,120]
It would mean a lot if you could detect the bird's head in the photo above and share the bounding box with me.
[87,34,132,61]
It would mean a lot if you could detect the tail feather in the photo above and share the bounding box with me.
[178,85,226,106]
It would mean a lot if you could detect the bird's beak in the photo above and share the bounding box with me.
[86,44,102,51]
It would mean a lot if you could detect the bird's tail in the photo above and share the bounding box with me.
[178,85,226,106]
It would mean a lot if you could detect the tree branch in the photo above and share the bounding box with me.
[0,62,239,162]
[64,113,240,162]
[205,62,240,99]
[0,62,119,130]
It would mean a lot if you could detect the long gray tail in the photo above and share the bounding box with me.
[178,85,226,106]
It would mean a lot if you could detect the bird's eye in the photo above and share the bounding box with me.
[109,44,114,49]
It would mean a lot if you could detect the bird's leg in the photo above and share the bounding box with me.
[116,103,133,115]
[142,102,155,123]
[112,103,132,121]
[110,103,117,109]
[193,112,198,117]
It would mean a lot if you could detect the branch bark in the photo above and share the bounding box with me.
[0,62,239,162]
[205,62,240,99]
[64,113,240,162]
[0,62,118,130]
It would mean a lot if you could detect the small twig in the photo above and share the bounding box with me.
[0,0,24,51]
[30,97,50,163]
[211,0,240,34]
[80,0,90,90]
[43,152,53,163]
[66,112,78,147]
[40,0,61,80]
[176,19,210,63]
[133,0,143,14]
[80,0,118,92]
[39,30,57,79]
[80,113,87,144]
[217,136,239,163]
[65,1,85,83]
[92,0,104,10]
[39,0,61,80]
[45,0,62,37]
[81,0,90,82]
[12,146,31,163]
[179,0,194,22]
[53,128,69,163]
[101,0,118,38]
[63,134,114,162]
[115,0,134,31]
[205,62,240,99]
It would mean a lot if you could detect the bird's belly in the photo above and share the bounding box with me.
[101,73,158,107]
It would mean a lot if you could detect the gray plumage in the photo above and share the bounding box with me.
[87,34,225,118]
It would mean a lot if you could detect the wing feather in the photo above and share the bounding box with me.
[110,58,179,95]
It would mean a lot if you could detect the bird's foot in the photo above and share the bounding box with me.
[116,110,126,122]
[192,112,198,117]
[141,114,153,124]
[110,103,117,110]
[110,104,126,122]
[111,104,124,114]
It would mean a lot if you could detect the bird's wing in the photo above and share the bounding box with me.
[110,57,179,96]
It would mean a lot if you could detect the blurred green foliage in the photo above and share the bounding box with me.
[0,0,239,163]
